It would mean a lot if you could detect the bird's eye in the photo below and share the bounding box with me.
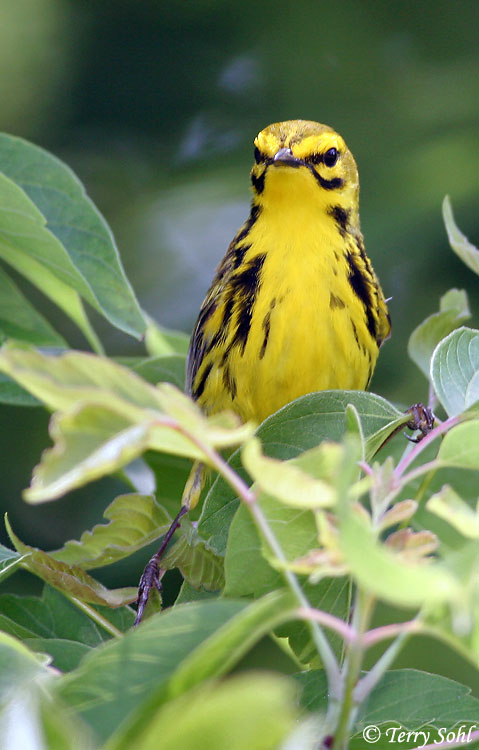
[324,148,339,167]
[254,146,262,164]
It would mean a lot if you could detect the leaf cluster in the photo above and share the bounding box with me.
[0,137,478,750]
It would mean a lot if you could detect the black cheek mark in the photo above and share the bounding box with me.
[329,206,350,237]
[347,253,377,341]
[330,292,345,310]
[193,361,213,401]
[313,173,344,191]
[251,169,266,194]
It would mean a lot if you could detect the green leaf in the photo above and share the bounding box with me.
[5,517,137,607]
[224,493,350,664]
[0,372,40,406]
[354,669,479,732]
[427,485,479,538]
[443,195,479,276]
[408,288,471,379]
[0,542,23,582]
[0,264,66,346]
[200,390,403,556]
[128,354,186,391]
[143,451,192,518]
[144,314,190,356]
[26,405,161,502]
[339,504,457,607]
[436,421,479,470]
[0,631,93,750]
[116,674,298,750]
[0,170,103,352]
[431,327,479,416]
[53,494,173,569]
[0,349,253,501]
[424,551,479,666]
[55,594,294,743]
[0,133,146,339]
[0,586,134,670]
[295,669,329,714]
[241,437,335,509]
[161,520,224,590]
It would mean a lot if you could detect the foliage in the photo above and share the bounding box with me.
[0,138,479,750]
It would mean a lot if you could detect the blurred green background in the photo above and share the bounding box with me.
[0,0,478,690]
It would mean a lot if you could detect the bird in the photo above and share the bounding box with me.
[135,119,391,623]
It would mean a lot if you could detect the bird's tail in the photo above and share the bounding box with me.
[182,460,207,512]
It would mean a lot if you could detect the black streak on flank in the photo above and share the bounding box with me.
[259,311,271,359]
[351,318,360,348]
[233,243,250,269]
[222,363,237,400]
[193,361,213,401]
[251,169,266,195]
[205,294,234,353]
[235,203,261,245]
[329,206,350,237]
[347,253,377,341]
[231,253,267,354]
[330,292,345,310]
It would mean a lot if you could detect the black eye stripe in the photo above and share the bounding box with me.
[305,148,340,167]
[254,146,262,164]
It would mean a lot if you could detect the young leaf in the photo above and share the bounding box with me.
[436,420,479,470]
[431,327,479,416]
[427,485,479,538]
[161,521,225,591]
[0,133,146,339]
[339,504,456,607]
[241,437,335,509]
[53,494,174,569]
[408,288,471,379]
[5,517,137,607]
[443,195,479,276]
[200,390,404,556]
[0,349,252,501]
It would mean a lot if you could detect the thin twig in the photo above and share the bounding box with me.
[362,619,423,647]
[296,606,357,644]
[354,630,410,703]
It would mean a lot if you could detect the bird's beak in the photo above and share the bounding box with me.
[272,147,302,167]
